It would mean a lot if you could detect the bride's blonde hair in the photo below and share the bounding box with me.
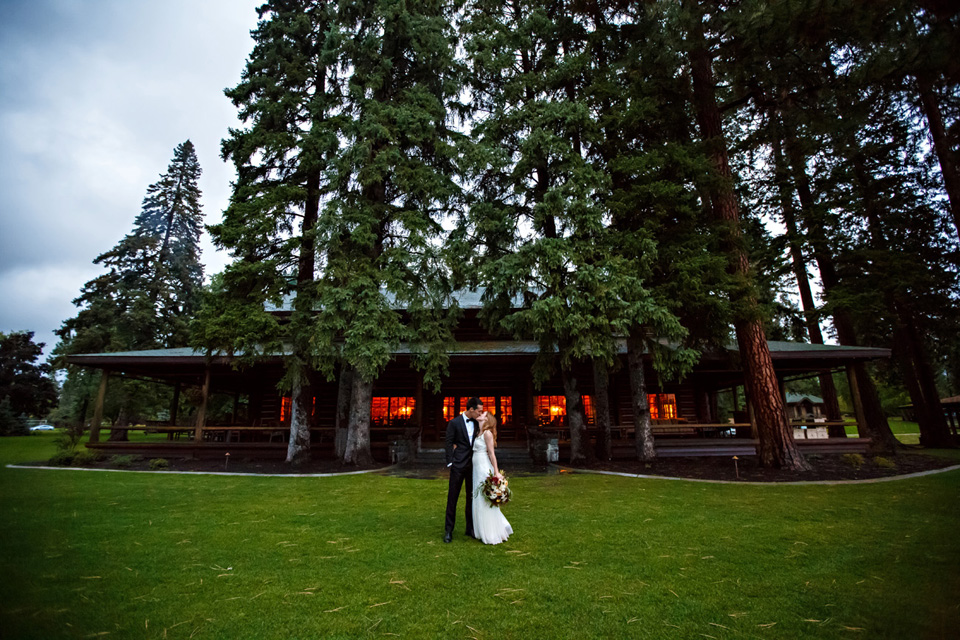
[481,414,498,446]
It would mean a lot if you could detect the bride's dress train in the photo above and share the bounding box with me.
[472,434,513,545]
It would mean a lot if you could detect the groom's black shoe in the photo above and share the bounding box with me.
[443,531,452,543]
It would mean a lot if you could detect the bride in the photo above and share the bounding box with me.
[472,411,513,545]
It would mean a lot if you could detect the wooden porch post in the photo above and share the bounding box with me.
[89,369,110,443]
[170,382,181,425]
[845,364,867,439]
[413,373,424,428]
[194,366,211,442]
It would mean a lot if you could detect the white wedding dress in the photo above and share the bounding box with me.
[472,433,513,545]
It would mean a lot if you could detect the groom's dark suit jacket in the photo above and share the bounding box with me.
[445,414,476,470]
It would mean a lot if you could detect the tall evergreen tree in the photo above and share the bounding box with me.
[205,1,339,464]
[682,0,810,470]
[460,0,705,463]
[204,0,464,465]
[55,141,204,434]
[315,0,465,465]
[587,0,727,461]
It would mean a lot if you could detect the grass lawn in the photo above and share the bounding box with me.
[845,418,922,444]
[2,433,959,639]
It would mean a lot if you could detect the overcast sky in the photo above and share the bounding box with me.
[0,0,261,359]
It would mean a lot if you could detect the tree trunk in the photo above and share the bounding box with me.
[770,118,844,434]
[695,389,712,424]
[108,405,129,441]
[193,366,211,443]
[851,138,941,452]
[335,364,354,459]
[593,359,612,460]
[84,369,110,442]
[285,167,321,463]
[892,301,953,447]
[783,120,897,452]
[286,374,312,464]
[561,363,592,464]
[686,6,808,470]
[627,333,655,461]
[917,75,960,243]
[735,321,810,469]
[344,374,374,466]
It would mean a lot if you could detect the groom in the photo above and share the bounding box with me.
[443,397,483,543]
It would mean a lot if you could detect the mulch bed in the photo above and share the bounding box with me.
[577,450,958,482]
[30,456,386,475]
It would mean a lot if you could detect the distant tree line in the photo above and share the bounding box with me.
[0,331,58,435]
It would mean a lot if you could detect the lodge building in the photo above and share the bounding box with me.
[67,290,887,461]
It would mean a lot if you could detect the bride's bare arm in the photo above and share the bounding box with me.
[484,430,499,475]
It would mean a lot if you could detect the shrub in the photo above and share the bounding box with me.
[873,456,896,469]
[110,454,136,469]
[149,458,170,471]
[54,425,84,454]
[0,399,28,436]
[71,449,102,467]
[842,453,865,470]
[49,450,76,466]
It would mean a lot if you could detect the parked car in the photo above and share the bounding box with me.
[29,424,55,431]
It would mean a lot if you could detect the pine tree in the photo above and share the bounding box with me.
[207,1,339,463]
[316,0,465,465]
[459,0,705,463]
[460,0,614,464]
[205,0,465,465]
[682,0,810,471]
[587,0,727,461]
[55,141,204,435]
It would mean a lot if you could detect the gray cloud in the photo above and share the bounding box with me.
[0,0,259,356]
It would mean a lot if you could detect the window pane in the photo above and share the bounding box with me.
[582,395,595,425]
[661,394,677,419]
[499,396,513,425]
[479,397,495,414]
[443,397,458,422]
[647,394,659,420]
[371,397,388,425]
[392,397,415,421]
[535,396,566,424]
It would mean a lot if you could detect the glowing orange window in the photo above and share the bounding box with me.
[371,397,416,425]
[648,394,677,419]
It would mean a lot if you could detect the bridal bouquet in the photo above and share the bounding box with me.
[477,470,512,506]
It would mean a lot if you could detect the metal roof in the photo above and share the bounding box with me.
[66,339,889,364]
[785,393,824,404]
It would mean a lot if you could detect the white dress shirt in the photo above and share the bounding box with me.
[447,413,474,468]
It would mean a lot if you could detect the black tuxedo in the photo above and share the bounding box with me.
[444,414,478,537]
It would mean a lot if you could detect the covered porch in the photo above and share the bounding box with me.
[66,340,888,462]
